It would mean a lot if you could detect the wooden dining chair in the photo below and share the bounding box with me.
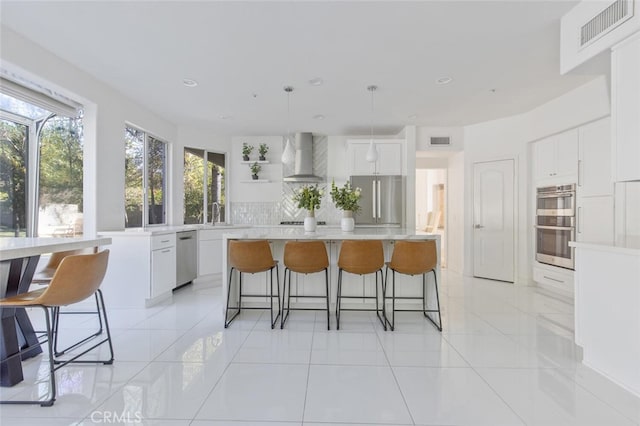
[0,250,114,406]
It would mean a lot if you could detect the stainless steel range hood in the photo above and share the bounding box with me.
[283,132,324,183]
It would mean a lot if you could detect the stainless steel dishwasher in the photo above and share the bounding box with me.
[176,230,197,288]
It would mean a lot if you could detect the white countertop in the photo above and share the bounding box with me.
[569,240,640,256]
[99,224,250,236]
[0,237,112,261]
[222,227,439,240]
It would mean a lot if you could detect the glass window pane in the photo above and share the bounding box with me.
[37,115,83,237]
[0,119,27,237]
[147,136,166,225]
[184,148,204,224]
[207,151,225,223]
[125,127,144,228]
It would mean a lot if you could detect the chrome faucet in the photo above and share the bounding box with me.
[211,202,221,225]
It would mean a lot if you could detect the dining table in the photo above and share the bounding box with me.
[0,236,111,387]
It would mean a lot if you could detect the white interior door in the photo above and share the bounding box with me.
[473,159,515,282]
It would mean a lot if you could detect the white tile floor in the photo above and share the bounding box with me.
[1,271,639,425]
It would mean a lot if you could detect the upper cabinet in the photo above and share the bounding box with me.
[534,129,579,185]
[612,33,640,182]
[578,117,613,197]
[347,140,403,176]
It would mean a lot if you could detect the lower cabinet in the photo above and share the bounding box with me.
[151,245,177,298]
[99,231,177,308]
[533,263,574,294]
[198,230,224,276]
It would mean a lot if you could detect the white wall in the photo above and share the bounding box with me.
[229,136,284,203]
[463,76,610,283]
[1,26,178,232]
[447,151,465,274]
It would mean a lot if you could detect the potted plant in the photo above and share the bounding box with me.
[250,162,261,180]
[293,184,324,232]
[258,143,269,161]
[330,180,361,232]
[242,143,254,161]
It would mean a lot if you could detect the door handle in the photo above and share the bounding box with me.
[372,180,377,219]
[474,224,484,229]
[377,180,381,222]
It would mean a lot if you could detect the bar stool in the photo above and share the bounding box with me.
[0,250,114,406]
[224,240,281,329]
[281,241,330,330]
[336,240,386,330]
[384,240,442,331]
[31,248,103,357]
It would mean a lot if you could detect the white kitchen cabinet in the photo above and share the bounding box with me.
[534,129,578,185]
[198,229,223,276]
[612,33,640,183]
[576,196,614,245]
[348,140,403,176]
[99,231,177,308]
[150,234,177,298]
[578,117,613,197]
[533,263,574,295]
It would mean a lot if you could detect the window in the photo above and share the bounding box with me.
[125,126,168,227]
[1,86,83,238]
[184,148,225,224]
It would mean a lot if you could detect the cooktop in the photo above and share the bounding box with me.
[280,221,327,225]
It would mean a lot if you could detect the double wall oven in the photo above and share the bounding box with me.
[535,184,576,270]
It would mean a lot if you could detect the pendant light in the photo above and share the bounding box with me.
[281,86,295,165]
[366,85,378,163]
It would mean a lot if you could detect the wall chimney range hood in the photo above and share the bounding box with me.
[283,132,324,183]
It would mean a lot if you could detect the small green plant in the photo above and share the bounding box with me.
[330,180,362,213]
[293,184,324,215]
[250,162,261,178]
[258,143,269,160]
[242,143,254,160]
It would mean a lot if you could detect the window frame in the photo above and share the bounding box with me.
[125,124,170,228]
[183,147,226,225]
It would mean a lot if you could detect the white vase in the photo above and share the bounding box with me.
[341,210,355,232]
[304,213,317,233]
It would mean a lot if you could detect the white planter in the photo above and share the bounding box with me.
[341,210,355,232]
[304,215,317,233]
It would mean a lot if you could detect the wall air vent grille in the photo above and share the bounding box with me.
[430,136,451,146]
[580,0,633,48]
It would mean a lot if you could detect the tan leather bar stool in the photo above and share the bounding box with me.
[31,248,103,357]
[336,240,386,330]
[0,250,114,407]
[281,241,330,330]
[225,240,281,329]
[385,240,442,331]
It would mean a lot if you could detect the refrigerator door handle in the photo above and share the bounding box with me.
[372,180,377,219]
[377,180,381,222]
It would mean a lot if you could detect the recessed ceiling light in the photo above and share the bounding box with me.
[183,78,198,87]
[436,77,453,85]
[308,77,324,86]
[313,114,325,120]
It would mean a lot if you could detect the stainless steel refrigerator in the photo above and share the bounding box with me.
[350,175,403,225]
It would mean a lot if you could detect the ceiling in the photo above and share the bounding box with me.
[0,1,606,136]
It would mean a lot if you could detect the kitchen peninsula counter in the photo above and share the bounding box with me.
[222,229,441,317]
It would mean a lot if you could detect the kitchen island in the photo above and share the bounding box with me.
[222,227,440,321]
[570,240,640,397]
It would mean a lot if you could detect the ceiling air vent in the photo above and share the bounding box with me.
[430,136,451,146]
[580,0,633,48]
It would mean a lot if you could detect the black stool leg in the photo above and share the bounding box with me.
[224,267,240,328]
[325,268,330,330]
[336,268,343,330]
